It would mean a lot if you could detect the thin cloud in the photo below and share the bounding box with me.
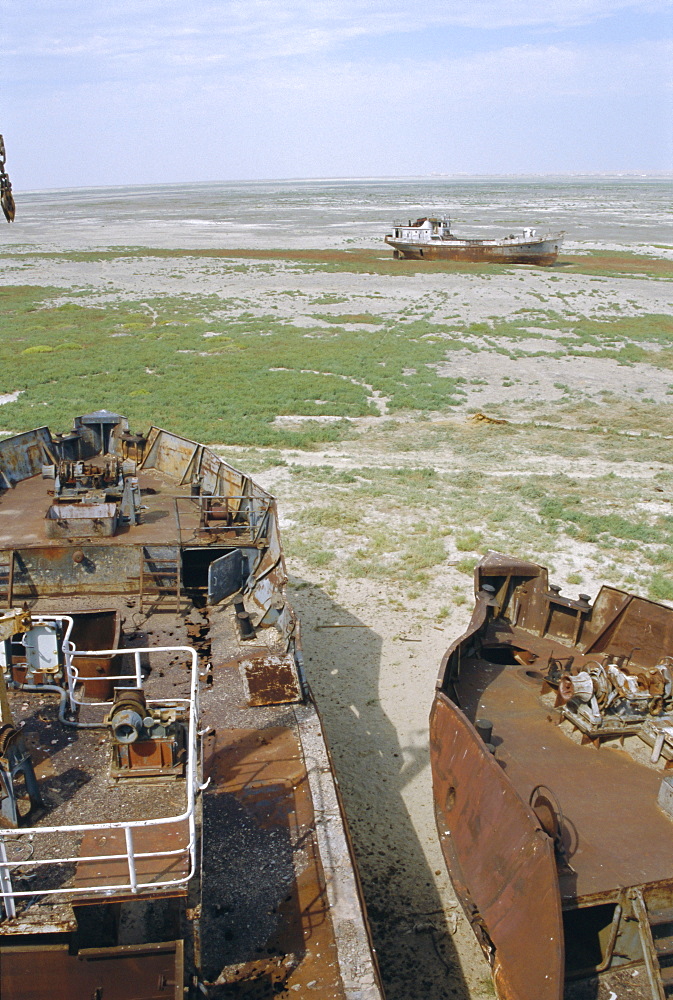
[4,0,672,64]
[24,38,671,110]
[195,38,673,104]
[3,1,671,183]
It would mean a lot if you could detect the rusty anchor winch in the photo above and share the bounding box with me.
[106,687,186,779]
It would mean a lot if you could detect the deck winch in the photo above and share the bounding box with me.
[106,687,186,779]
[43,457,141,538]
[556,657,673,725]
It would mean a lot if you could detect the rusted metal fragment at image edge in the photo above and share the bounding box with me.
[0,412,383,1000]
[430,551,673,1000]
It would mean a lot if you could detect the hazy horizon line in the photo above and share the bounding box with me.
[14,171,673,197]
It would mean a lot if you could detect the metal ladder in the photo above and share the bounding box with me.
[0,551,15,608]
[139,546,181,613]
[632,889,673,998]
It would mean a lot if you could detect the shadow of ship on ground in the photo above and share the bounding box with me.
[290,581,470,1000]
[431,551,673,1000]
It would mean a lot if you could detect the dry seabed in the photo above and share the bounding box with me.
[1,191,672,996]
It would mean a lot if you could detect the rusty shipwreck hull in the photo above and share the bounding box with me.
[384,216,564,265]
[385,237,562,265]
[431,552,673,1000]
[0,412,384,1000]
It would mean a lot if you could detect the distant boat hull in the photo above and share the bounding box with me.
[385,234,563,266]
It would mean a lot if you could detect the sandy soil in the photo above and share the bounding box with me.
[3,253,672,325]
[435,349,673,405]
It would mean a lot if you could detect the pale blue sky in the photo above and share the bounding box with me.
[2,0,672,189]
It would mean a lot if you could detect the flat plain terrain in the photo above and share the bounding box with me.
[1,197,673,998]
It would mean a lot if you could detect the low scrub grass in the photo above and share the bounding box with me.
[0,285,464,445]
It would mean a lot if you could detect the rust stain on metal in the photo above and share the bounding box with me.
[69,608,121,699]
[385,217,564,266]
[1,940,184,1000]
[204,727,347,997]
[0,413,382,1000]
[430,694,563,1000]
[239,652,302,706]
[75,824,190,897]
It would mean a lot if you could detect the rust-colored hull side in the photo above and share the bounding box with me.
[430,692,564,1000]
[385,238,560,266]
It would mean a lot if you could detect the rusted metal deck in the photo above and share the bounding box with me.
[1,940,185,1000]
[0,468,192,549]
[457,626,673,900]
[431,552,673,1000]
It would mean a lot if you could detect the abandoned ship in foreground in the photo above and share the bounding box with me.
[385,217,564,265]
[431,551,673,1000]
[0,411,383,1000]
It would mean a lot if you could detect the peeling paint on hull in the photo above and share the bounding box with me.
[385,235,563,265]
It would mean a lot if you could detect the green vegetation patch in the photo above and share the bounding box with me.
[314,313,385,325]
[0,247,512,276]
[0,285,464,445]
[278,436,673,598]
[539,495,670,545]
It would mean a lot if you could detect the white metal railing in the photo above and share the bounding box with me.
[12,614,146,717]
[64,637,144,714]
[0,645,200,919]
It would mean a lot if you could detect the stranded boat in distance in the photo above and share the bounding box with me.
[431,551,673,1000]
[0,411,383,1000]
[385,216,564,265]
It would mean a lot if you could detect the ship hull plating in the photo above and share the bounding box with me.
[385,235,562,265]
